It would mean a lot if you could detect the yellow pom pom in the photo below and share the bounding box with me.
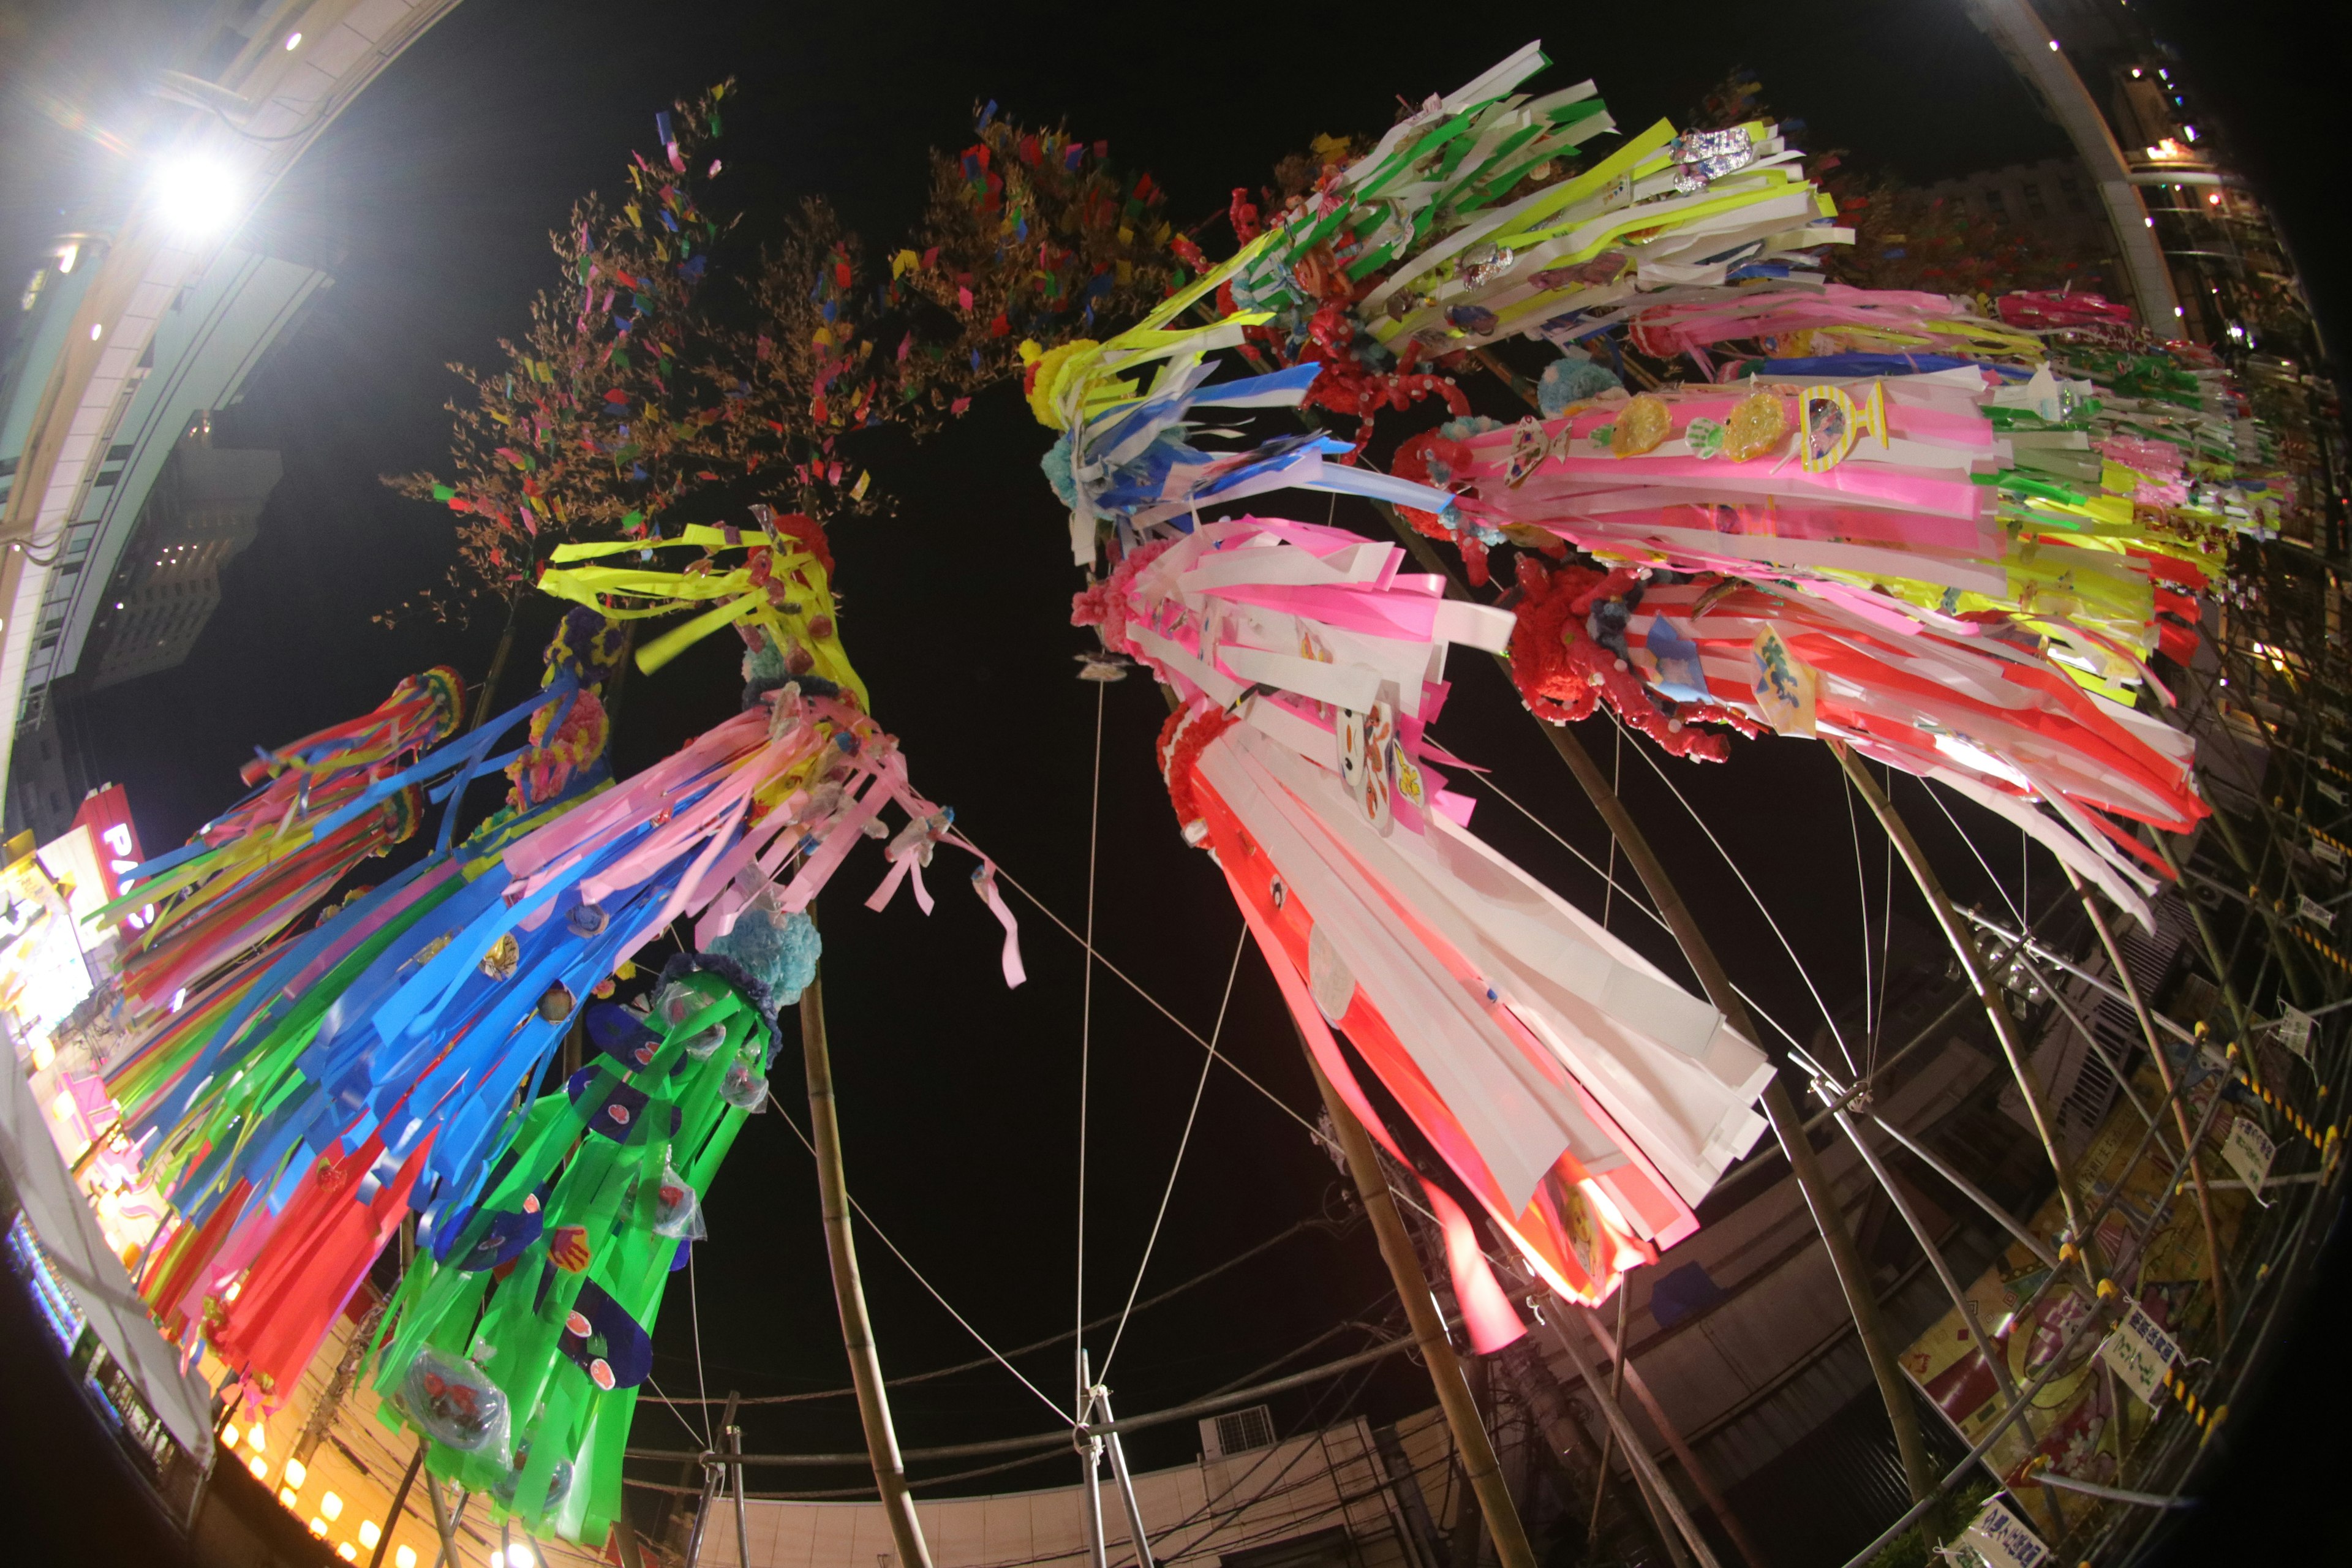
[1026,339,1101,429]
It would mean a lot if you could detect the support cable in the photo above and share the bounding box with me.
[1616,717,1856,1074]
[1099,925,1249,1382]
[766,1088,1076,1426]
[1076,679,1106,1415]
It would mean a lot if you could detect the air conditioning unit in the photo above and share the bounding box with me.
[1199,1404,1275,1460]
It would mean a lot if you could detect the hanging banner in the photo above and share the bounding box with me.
[2277,1006,2315,1063]
[2098,1300,2182,1408]
[1959,1499,2049,1568]
[2222,1113,2276,1197]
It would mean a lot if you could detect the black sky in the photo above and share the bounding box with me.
[3,0,2345,1521]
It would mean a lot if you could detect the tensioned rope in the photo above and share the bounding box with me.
[687,1251,716,1446]
[1461,761,1826,1065]
[1099,924,1249,1382]
[655,1216,1333,1406]
[1921,775,2027,928]
[1075,679,1106,1415]
[1614,712,1860,1076]
[972,851,1330,1151]
[765,1087,1075,1426]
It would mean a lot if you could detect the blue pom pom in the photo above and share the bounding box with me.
[1040,435,1079,508]
[709,908,822,1007]
[1538,356,1621,417]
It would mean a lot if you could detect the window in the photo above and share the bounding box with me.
[2022,182,2047,219]
[1213,1405,1276,1455]
[1981,188,2007,216]
[2057,175,2086,212]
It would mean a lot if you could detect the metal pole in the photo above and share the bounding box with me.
[1832,744,2098,1265]
[368,1441,427,1568]
[685,1391,736,1568]
[1298,1045,1540,1568]
[1076,1351,1109,1568]
[2065,867,2231,1322]
[729,1407,752,1568]
[801,965,935,1568]
[1578,1306,1773,1568]
[424,1472,464,1568]
[1831,1111,2066,1539]
[1090,1382,1157,1568]
[1534,1298,1722,1568]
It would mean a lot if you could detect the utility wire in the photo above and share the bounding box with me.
[1076,679,1106,1415]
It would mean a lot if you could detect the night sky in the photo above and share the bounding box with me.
[2,0,2346,1524]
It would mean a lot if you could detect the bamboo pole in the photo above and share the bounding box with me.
[1579,1307,1772,1568]
[1526,709,1936,1504]
[1298,1046,1539,1568]
[2064,867,2229,1322]
[424,1472,463,1568]
[1830,744,2099,1267]
[1360,497,1937,1502]
[1535,1300,1721,1568]
[799,965,934,1568]
[1582,1287,1628,1556]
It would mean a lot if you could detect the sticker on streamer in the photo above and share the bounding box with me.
[1751,625,1818,737]
[650,1160,706,1240]
[400,1349,509,1453]
[548,1224,592,1273]
[492,1441,573,1513]
[558,1281,654,1392]
[1390,744,1428,818]
[1684,418,1726,460]
[567,1065,652,1142]
[2299,892,2335,930]
[454,1195,546,1273]
[1505,417,1548,488]
[1307,925,1356,1023]
[1610,394,1672,459]
[1335,685,1399,834]
[1643,617,1709,703]
[720,1058,769,1111]
[1722,391,1788,462]
[1798,381,1889,472]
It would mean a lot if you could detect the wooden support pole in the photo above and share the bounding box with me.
[1831,744,2098,1267]
[1536,1300,1721,1568]
[2064,866,2229,1324]
[1360,497,1936,1504]
[1298,1047,1539,1568]
[1526,709,1936,1504]
[801,966,934,1568]
[1579,1307,1772,1568]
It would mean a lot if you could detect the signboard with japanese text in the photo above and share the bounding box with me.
[1959,1499,2048,1568]
[2223,1113,2277,1196]
[2099,1301,2181,1407]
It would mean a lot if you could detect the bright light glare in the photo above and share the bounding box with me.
[359,1521,382,1549]
[56,242,77,274]
[397,1548,418,1568]
[284,1457,307,1487]
[149,155,243,239]
[1933,731,2032,788]
[284,31,303,50]
[322,1492,344,1521]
